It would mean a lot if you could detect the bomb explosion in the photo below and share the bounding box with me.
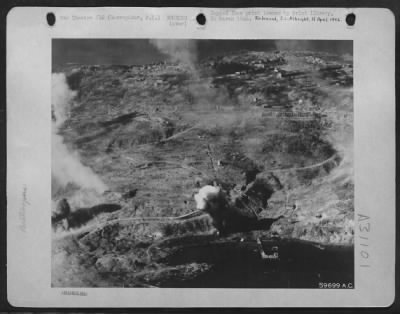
[52,39,354,288]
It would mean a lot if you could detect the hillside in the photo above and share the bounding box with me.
[52,50,354,287]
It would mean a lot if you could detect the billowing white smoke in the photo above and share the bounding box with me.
[149,39,197,70]
[149,39,231,112]
[194,185,221,210]
[52,73,107,195]
[52,73,76,127]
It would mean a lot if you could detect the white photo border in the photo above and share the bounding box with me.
[6,7,395,307]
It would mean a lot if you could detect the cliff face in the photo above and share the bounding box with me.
[52,50,353,287]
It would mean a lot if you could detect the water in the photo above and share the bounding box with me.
[161,239,354,288]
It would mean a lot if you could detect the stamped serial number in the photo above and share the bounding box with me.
[61,290,88,296]
[319,282,353,289]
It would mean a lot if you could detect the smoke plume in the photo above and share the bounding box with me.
[194,185,222,210]
[149,39,197,70]
[52,73,76,126]
[52,73,107,196]
[149,39,232,113]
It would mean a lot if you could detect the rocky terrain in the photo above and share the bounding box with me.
[52,50,353,287]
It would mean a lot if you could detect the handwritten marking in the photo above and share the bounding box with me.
[358,214,371,268]
[18,185,29,232]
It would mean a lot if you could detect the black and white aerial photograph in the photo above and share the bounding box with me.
[51,39,354,288]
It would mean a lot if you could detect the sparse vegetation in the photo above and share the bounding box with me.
[52,49,353,287]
